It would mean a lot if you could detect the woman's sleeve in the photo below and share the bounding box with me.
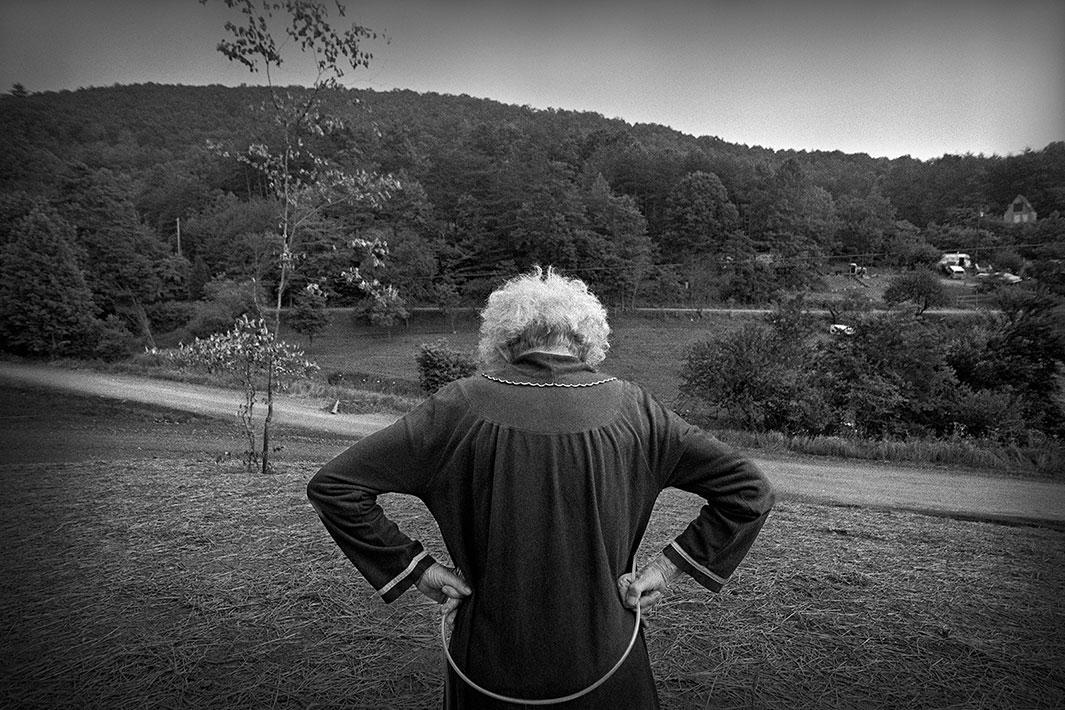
[653,404,776,593]
[306,390,461,603]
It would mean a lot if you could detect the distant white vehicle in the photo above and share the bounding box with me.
[829,324,855,336]
[938,252,972,267]
[938,252,972,277]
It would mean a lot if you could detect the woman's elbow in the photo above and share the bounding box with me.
[761,478,777,514]
[306,465,332,509]
[755,467,777,515]
[742,462,776,516]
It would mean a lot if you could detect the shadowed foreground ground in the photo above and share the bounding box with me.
[1,460,1062,708]
[0,386,1063,708]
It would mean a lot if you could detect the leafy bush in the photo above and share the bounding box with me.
[718,265,781,305]
[366,285,409,331]
[682,325,777,429]
[415,340,477,395]
[945,386,1028,443]
[186,303,236,340]
[681,301,1063,448]
[989,248,1026,275]
[680,305,831,434]
[186,278,265,338]
[883,269,950,314]
[91,314,139,361]
[818,313,960,437]
[145,300,196,333]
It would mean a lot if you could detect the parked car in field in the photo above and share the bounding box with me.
[976,271,1022,285]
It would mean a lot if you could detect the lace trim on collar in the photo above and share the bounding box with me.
[482,373,617,388]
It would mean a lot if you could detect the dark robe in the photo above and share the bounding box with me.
[308,352,775,708]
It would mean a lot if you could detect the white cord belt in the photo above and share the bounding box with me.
[441,570,642,705]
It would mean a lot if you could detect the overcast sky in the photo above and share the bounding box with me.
[2,0,1063,160]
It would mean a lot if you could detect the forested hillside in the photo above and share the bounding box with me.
[2,82,1063,458]
[1,83,1063,340]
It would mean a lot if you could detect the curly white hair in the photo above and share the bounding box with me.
[478,267,611,370]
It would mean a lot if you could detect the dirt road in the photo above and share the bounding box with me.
[0,361,395,438]
[2,360,1062,528]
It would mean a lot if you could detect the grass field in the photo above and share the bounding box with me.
[1,385,1063,708]
[275,308,772,404]
[261,305,1060,477]
[270,270,988,404]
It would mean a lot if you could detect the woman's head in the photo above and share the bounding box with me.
[478,267,610,370]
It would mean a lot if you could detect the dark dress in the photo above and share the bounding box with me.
[307,352,775,708]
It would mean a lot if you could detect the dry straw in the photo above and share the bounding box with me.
[1,459,1062,708]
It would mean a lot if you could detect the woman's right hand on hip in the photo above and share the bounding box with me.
[617,554,682,611]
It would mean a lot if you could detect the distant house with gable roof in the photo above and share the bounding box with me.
[1003,195,1037,224]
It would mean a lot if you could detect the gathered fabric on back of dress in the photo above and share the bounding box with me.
[421,353,666,708]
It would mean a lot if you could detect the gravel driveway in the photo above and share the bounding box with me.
[2,360,1061,528]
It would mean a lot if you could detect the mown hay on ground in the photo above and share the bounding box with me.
[1,459,1062,709]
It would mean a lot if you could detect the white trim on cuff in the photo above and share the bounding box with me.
[669,541,727,586]
[379,550,428,597]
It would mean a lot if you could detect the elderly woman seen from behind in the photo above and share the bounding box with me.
[307,267,775,709]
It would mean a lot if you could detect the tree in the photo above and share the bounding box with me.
[883,269,950,315]
[988,248,1026,275]
[506,160,591,270]
[974,280,1065,435]
[681,325,832,434]
[754,160,839,248]
[658,171,739,261]
[679,302,831,434]
[9,83,27,98]
[818,313,961,438]
[706,231,773,304]
[180,193,278,278]
[205,0,400,463]
[0,190,47,246]
[434,277,463,331]
[288,283,330,344]
[987,142,1065,217]
[883,153,989,227]
[178,315,318,473]
[203,0,396,331]
[378,229,439,303]
[362,284,409,338]
[583,174,652,308]
[187,276,265,338]
[0,207,100,355]
[835,186,897,257]
[883,220,940,268]
[55,164,179,346]
[745,159,838,288]
[680,303,1016,442]
[188,254,211,300]
[923,224,1000,263]
[362,180,441,303]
